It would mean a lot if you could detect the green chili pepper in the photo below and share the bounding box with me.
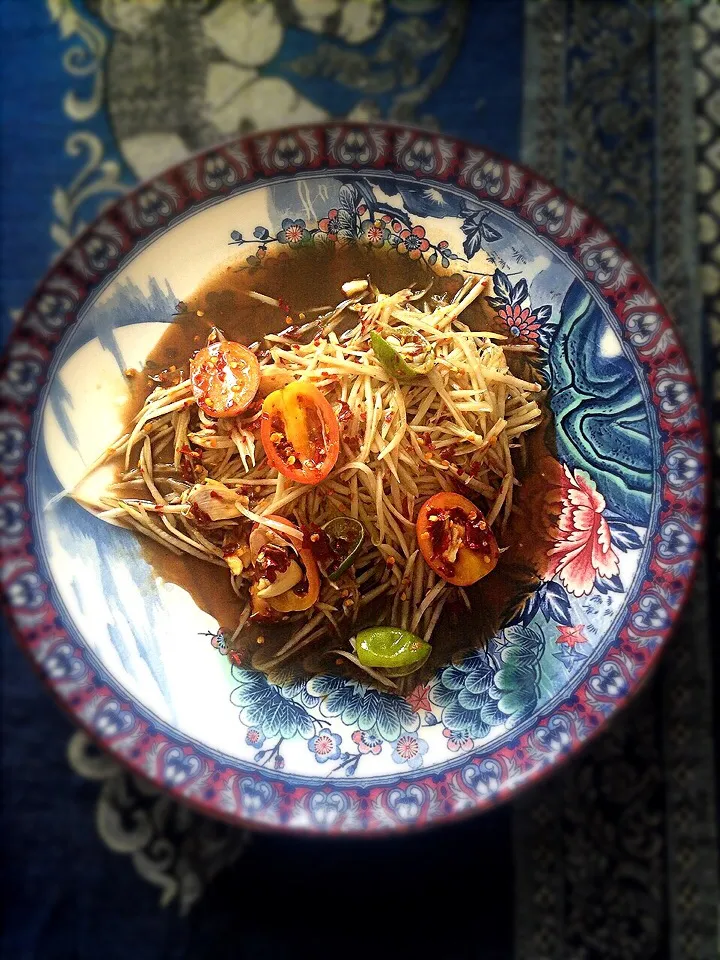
[321,517,365,580]
[370,326,435,380]
[355,626,431,673]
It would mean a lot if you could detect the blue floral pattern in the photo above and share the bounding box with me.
[228,178,503,275]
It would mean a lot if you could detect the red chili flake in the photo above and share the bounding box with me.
[302,523,334,567]
[189,502,211,524]
[278,323,304,341]
[278,297,291,315]
[335,400,352,425]
[464,512,489,552]
[255,543,291,584]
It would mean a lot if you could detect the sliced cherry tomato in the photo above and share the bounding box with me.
[260,381,340,485]
[190,338,260,418]
[416,492,498,587]
[255,516,321,613]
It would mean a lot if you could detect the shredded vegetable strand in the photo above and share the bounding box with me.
[77,273,543,685]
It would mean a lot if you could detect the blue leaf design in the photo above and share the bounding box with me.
[325,689,357,717]
[230,230,242,242]
[372,695,403,741]
[444,701,490,739]
[314,678,418,740]
[535,304,552,323]
[608,521,643,552]
[548,280,653,525]
[337,184,360,239]
[595,573,624,595]
[230,671,314,739]
[507,587,542,627]
[481,222,502,242]
[253,226,269,240]
[307,674,348,697]
[540,582,573,626]
[537,322,558,352]
[458,687,489,711]
[462,224,485,260]
[429,683,459,707]
[479,700,507,727]
[428,252,437,266]
[439,664,469,691]
[493,270,513,302]
[464,668,496,696]
[510,278,528,307]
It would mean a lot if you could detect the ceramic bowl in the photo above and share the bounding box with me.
[0,124,706,834]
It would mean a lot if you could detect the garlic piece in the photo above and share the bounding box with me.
[186,479,247,521]
[256,558,303,598]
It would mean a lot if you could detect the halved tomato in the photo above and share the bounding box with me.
[190,338,260,418]
[252,515,321,613]
[260,381,340,485]
[416,492,498,587]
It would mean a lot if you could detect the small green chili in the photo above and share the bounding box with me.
[355,626,431,673]
[370,326,435,380]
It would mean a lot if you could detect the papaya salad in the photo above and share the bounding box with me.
[74,274,543,687]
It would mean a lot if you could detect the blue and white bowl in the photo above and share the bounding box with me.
[0,124,706,833]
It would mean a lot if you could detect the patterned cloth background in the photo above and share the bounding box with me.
[1,1,718,958]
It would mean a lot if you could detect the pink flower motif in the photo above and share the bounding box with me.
[397,225,431,260]
[318,208,340,240]
[361,219,389,246]
[285,224,304,243]
[497,303,541,342]
[391,733,429,769]
[245,727,265,747]
[406,683,432,713]
[277,218,309,245]
[443,728,473,752]
[308,729,342,763]
[547,465,620,597]
[556,624,588,648]
[352,730,382,755]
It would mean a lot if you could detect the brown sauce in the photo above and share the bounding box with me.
[123,244,560,687]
